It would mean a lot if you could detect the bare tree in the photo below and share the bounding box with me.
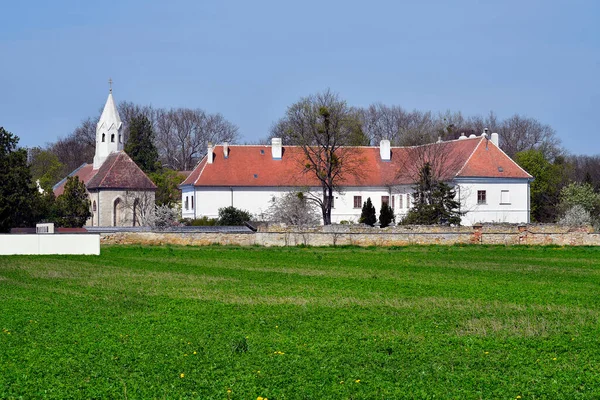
[497,114,562,160]
[118,101,156,145]
[121,190,156,227]
[155,109,239,170]
[358,104,438,146]
[50,117,98,172]
[265,192,321,226]
[272,90,365,225]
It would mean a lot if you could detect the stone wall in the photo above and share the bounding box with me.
[100,224,600,247]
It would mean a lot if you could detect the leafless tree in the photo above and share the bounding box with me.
[50,117,98,171]
[265,192,321,226]
[155,108,239,170]
[271,90,366,225]
[497,114,562,160]
[118,101,156,145]
[358,104,438,146]
[121,190,156,227]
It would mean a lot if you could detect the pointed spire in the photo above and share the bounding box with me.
[93,84,123,169]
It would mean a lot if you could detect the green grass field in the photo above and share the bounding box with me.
[1,245,600,399]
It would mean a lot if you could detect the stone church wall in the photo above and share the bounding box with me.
[89,190,155,227]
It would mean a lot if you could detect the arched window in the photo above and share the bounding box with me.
[113,198,122,226]
[102,133,106,142]
[111,134,115,143]
[119,134,122,143]
[93,201,97,212]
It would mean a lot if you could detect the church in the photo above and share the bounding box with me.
[53,89,156,227]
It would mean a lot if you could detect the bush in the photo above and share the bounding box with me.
[217,206,252,226]
[359,198,377,227]
[379,202,395,228]
[189,216,218,226]
[152,204,179,230]
[265,192,320,226]
[559,205,592,227]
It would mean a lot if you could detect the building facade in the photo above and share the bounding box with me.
[180,133,532,225]
[53,90,156,227]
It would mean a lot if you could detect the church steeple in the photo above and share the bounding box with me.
[93,80,123,169]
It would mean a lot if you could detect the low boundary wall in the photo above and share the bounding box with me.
[99,224,600,247]
[0,234,101,255]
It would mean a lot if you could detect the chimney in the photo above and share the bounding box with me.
[380,139,391,161]
[481,128,489,138]
[207,142,213,164]
[271,137,282,159]
[491,132,499,147]
[223,142,229,159]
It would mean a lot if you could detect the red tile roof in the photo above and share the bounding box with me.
[53,151,156,196]
[181,137,532,188]
[53,164,98,196]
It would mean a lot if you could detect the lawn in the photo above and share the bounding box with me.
[1,245,599,399]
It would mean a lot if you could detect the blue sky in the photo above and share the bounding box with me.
[1,0,598,155]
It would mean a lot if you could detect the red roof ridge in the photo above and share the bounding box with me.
[455,137,484,177]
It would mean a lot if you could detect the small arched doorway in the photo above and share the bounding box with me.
[92,201,97,226]
[113,198,122,226]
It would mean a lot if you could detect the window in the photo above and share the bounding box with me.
[500,190,510,204]
[191,196,194,209]
[398,195,403,209]
[353,196,362,208]
[111,134,115,143]
[185,196,189,210]
[102,133,105,142]
[92,201,97,212]
[477,190,487,204]
[391,195,395,209]
[381,196,389,206]
[119,134,122,143]
[330,196,335,209]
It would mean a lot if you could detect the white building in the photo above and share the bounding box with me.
[53,89,157,226]
[180,132,532,225]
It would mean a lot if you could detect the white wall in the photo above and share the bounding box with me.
[456,179,530,225]
[190,185,415,224]
[0,234,101,255]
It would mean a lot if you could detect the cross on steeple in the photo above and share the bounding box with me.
[108,78,113,93]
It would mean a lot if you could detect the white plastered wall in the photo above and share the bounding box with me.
[455,178,530,225]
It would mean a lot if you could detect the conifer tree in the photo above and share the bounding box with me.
[359,197,377,226]
[379,202,395,228]
[125,115,160,173]
[55,176,91,228]
[402,162,462,225]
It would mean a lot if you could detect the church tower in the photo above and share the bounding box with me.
[93,81,123,169]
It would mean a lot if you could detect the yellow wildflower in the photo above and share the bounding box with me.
[553,357,557,361]
[180,373,185,378]
[257,397,264,400]
[227,389,232,393]
[340,381,344,384]
[484,351,489,355]
[193,351,197,355]
[355,379,360,383]
[516,396,521,399]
